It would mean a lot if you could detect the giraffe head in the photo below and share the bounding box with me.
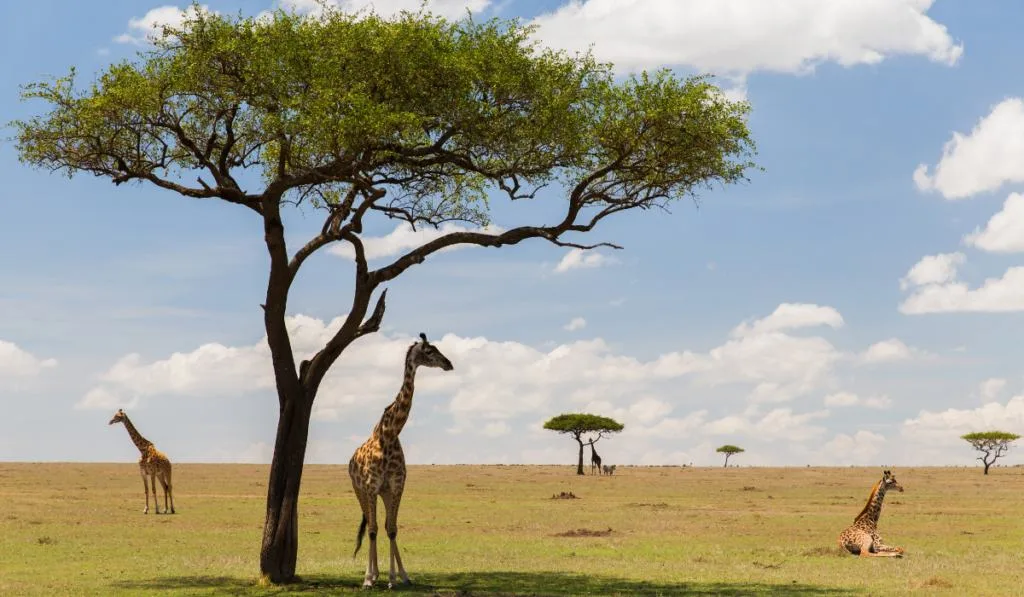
[882,469,904,493]
[108,409,127,425]
[409,333,454,371]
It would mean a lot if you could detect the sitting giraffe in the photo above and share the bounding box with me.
[589,439,602,475]
[349,333,454,589]
[108,409,175,514]
[837,469,904,557]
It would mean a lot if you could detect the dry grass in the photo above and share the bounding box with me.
[1,463,1021,595]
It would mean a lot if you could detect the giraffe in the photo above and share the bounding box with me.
[589,439,602,475]
[837,469,904,557]
[108,409,175,515]
[349,332,454,589]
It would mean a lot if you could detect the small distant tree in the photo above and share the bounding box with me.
[716,444,744,468]
[961,431,1020,475]
[543,414,623,475]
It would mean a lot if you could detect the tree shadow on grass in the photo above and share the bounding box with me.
[112,571,857,596]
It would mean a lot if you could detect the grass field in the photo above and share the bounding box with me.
[1,463,1022,596]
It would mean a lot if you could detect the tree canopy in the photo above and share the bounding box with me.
[961,431,1020,475]
[716,444,744,467]
[544,413,624,475]
[13,3,756,584]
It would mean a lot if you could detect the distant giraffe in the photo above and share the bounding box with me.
[589,439,602,475]
[837,469,904,557]
[349,333,454,589]
[108,409,175,515]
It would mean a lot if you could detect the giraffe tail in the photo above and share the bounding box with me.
[353,514,367,557]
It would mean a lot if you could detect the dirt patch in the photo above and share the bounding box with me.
[550,491,578,500]
[554,527,613,538]
[741,486,760,491]
[626,502,670,509]
[751,561,781,569]
[916,577,954,589]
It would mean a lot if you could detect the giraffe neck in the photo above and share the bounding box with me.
[375,351,418,442]
[121,416,153,454]
[854,480,888,527]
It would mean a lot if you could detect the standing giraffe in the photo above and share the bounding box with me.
[108,409,175,515]
[589,439,602,475]
[837,469,904,557]
[349,332,454,589]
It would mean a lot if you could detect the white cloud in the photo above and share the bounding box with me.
[823,392,891,409]
[900,263,1024,314]
[329,222,505,261]
[0,340,57,378]
[81,302,907,464]
[903,396,1024,442]
[279,0,489,19]
[115,4,214,45]
[822,430,887,466]
[731,303,843,337]
[899,252,965,290]
[859,338,925,364]
[978,378,1008,402]
[964,193,1024,253]
[914,99,1024,200]
[529,0,961,93]
[563,317,587,331]
[553,248,617,273]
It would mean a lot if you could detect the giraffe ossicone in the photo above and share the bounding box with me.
[837,469,904,557]
[108,408,175,515]
[348,332,454,589]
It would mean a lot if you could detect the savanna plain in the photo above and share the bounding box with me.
[1,463,1021,596]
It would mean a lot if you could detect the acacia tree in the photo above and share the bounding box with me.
[716,444,744,468]
[14,5,756,584]
[543,414,624,475]
[961,431,1020,475]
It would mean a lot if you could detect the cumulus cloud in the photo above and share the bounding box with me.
[858,338,925,364]
[81,302,922,464]
[914,99,1024,200]
[529,0,961,97]
[963,193,1024,253]
[902,396,1024,443]
[821,430,887,466]
[115,4,214,45]
[731,303,843,337]
[0,340,57,378]
[563,317,587,331]
[899,252,965,290]
[823,392,892,410]
[553,248,618,273]
[329,222,505,261]
[978,378,1008,402]
[900,263,1024,314]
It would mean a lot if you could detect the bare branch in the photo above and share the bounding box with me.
[356,288,388,338]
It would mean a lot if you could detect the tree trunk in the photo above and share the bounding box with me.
[983,461,991,475]
[259,387,315,583]
[576,436,584,475]
[723,454,730,468]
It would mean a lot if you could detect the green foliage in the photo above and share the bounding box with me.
[543,413,624,437]
[12,4,756,228]
[716,445,744,455]
[961,431,1021,443]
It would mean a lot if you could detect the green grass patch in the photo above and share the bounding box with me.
[1,463,1020,595]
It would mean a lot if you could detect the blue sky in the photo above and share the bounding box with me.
[3,0,1024,467]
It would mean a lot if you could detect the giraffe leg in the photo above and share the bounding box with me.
[151,472,162,514]
[874,541,904,556]
[381,487,411,587]
[362,495,380,588]
[164,468,175,514]
[140,471,150,514]
[159,474,173,515]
